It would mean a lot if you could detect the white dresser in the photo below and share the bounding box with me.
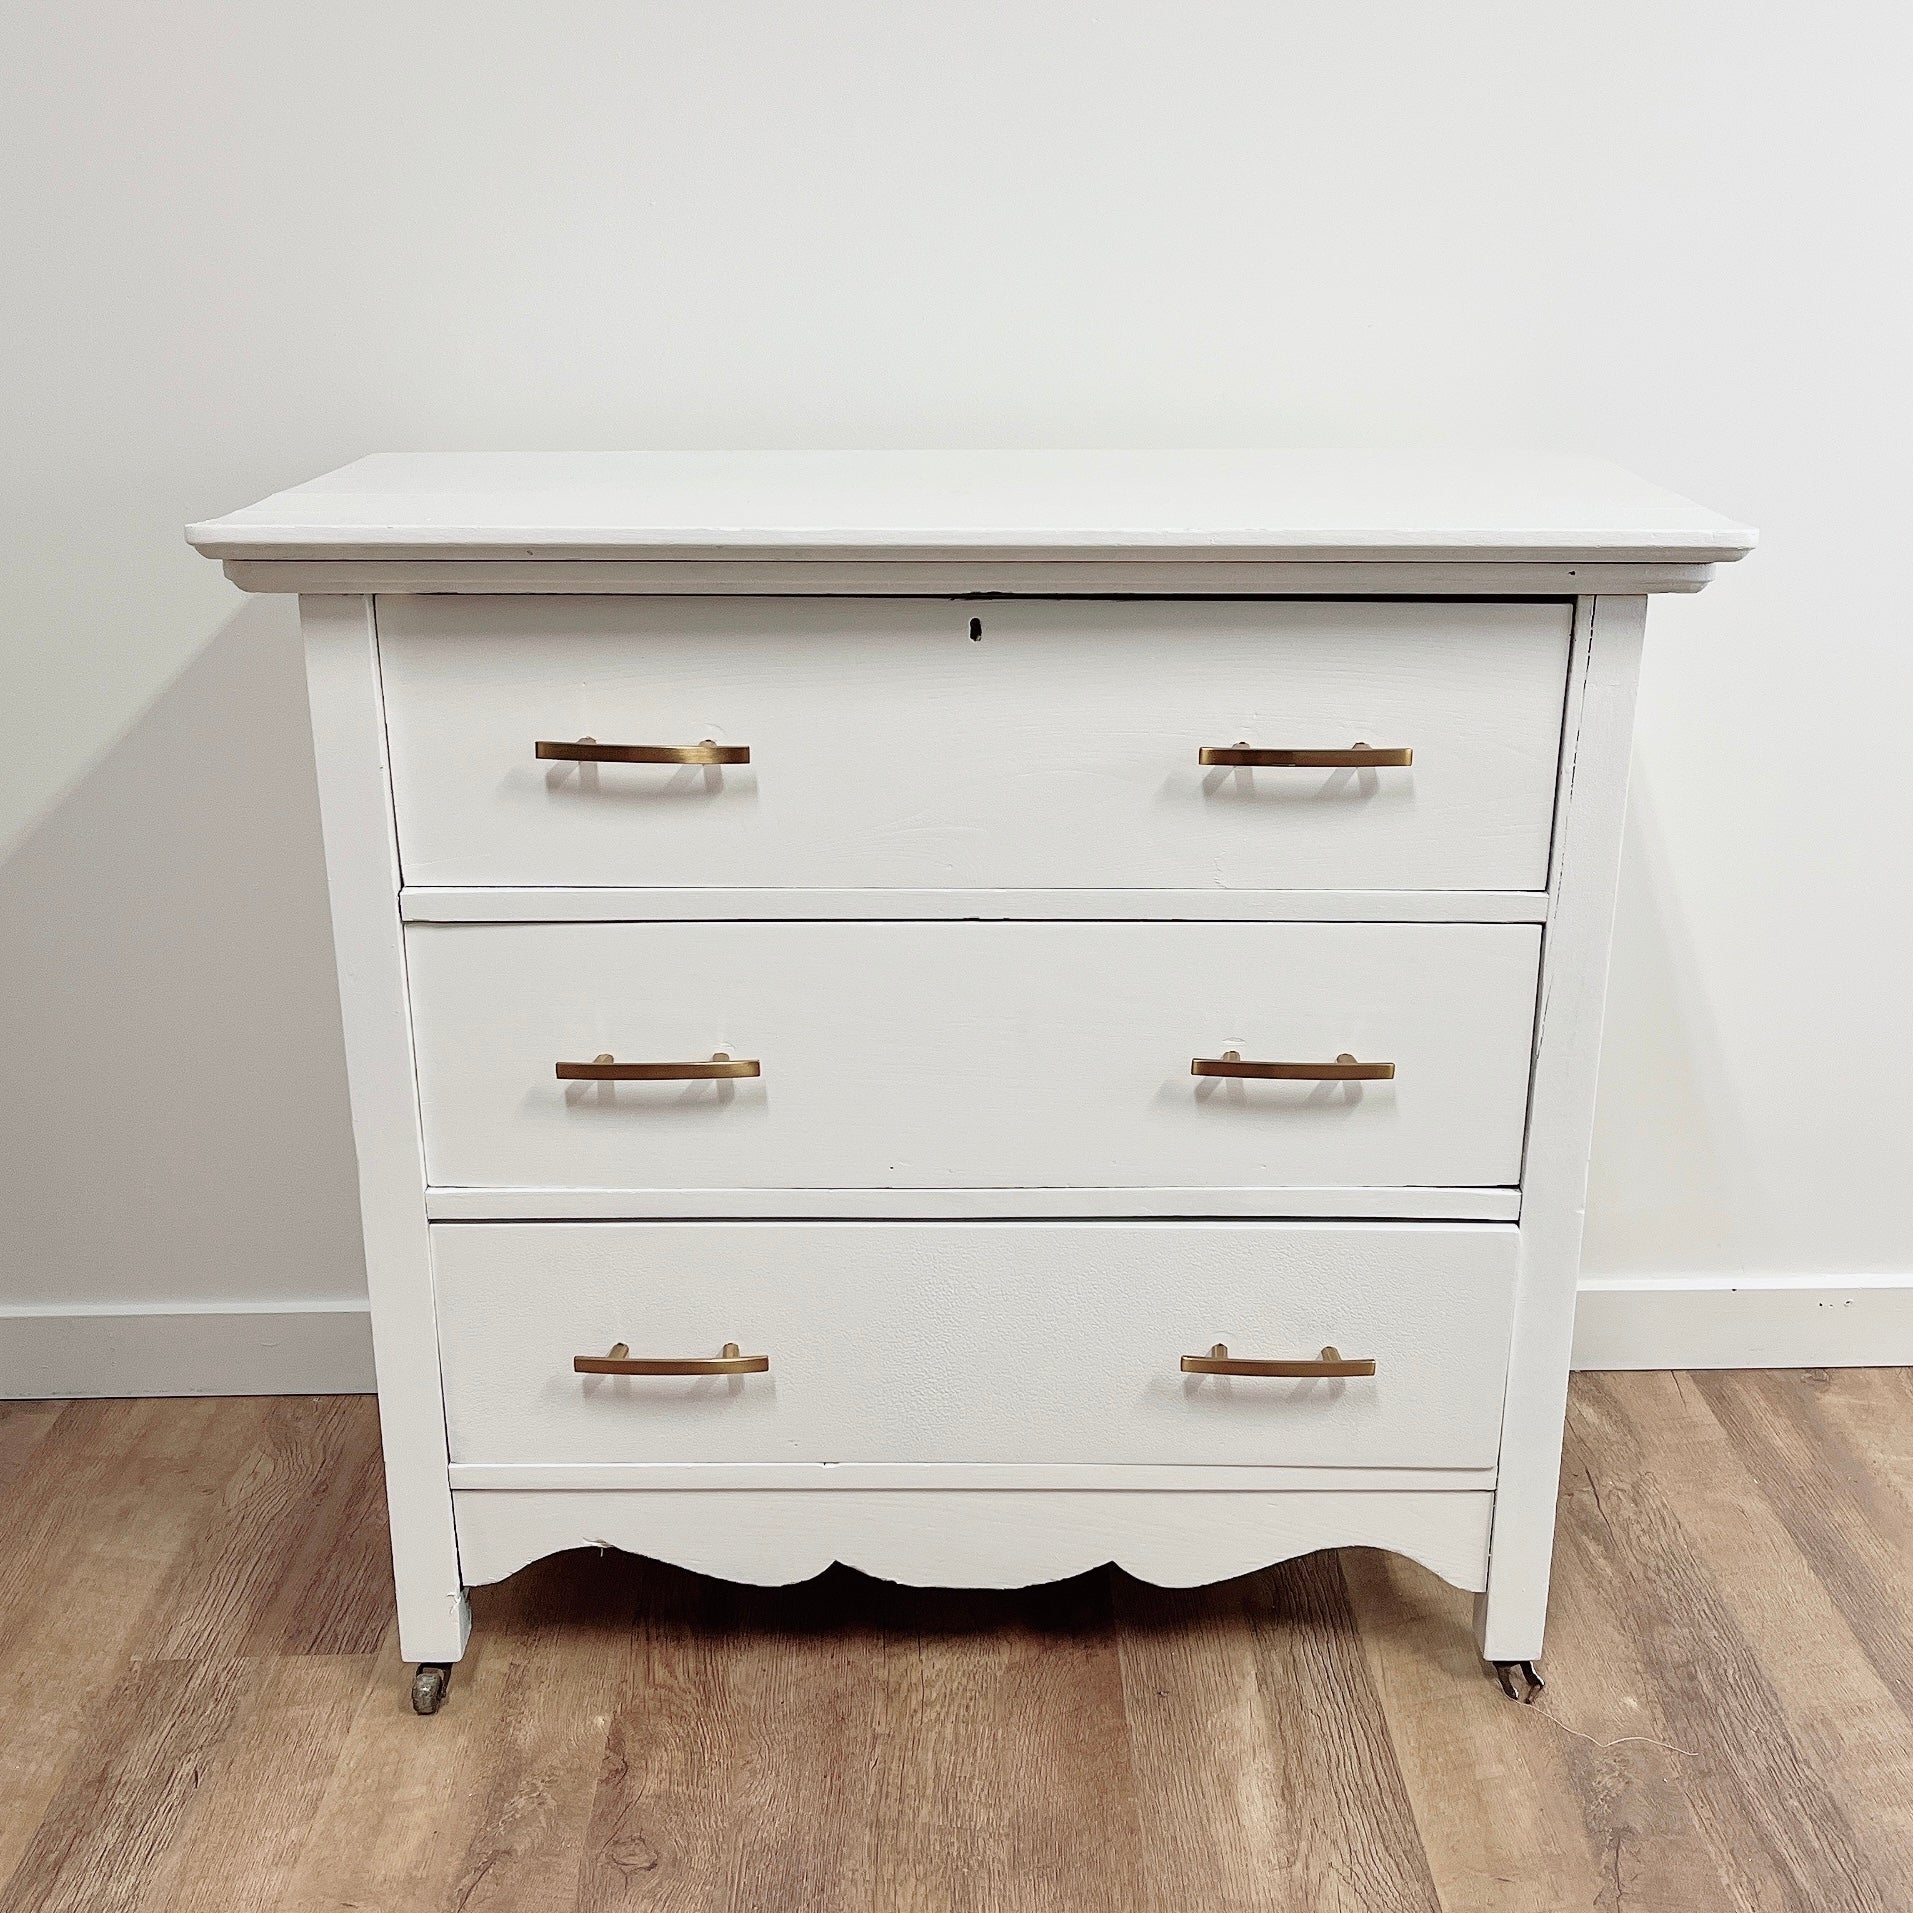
[189,451,1752,1712]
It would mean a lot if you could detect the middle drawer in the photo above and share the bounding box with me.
[408,920,1540,1197]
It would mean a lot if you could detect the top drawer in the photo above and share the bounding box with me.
[379,596,1570,892]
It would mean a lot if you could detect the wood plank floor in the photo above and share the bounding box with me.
[0,1371,1908,1911]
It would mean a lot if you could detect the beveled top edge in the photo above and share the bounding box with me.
[188,450,1757,567]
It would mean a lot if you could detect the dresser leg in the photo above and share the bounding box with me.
[1471,1538,1551,1666]
[1489,1658,1545,1704]
[396,1584,472,1669]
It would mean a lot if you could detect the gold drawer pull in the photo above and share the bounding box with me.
[574,1341,769,1377]
[1192,1050,1395,1082]
[556,1051,761,1082]
[1200,741,1412,768]
[536,736,750,766]
[1182,1342,1376,1379]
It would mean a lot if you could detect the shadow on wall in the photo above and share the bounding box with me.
[1582,760,1757,1280]
[0,601,366,1311]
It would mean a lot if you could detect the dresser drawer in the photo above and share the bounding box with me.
[408,919,1539,1196]
[433,1221,1518,1469]
[380,596,1569,892]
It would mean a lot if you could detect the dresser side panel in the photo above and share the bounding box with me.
[1479,594,1647,1661]
[301,593,468,1661]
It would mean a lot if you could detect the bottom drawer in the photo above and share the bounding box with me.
[433,1221,1517,1471]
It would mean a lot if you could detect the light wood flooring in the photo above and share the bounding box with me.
[0,1369,1908,1911]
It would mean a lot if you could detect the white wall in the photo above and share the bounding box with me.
[4,0,1910,1387]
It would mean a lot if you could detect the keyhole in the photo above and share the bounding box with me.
[968,617,983,641]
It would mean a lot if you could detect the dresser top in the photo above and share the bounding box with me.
[188,450,1754,566]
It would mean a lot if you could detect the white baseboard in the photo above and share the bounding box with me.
[0,1301,376,1398]
[1571,1275,1913,1370]
[5,1278,1909,1399]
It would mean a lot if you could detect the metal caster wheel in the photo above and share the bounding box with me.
[1491,1658,1545,1704]
[411,1664,452,1715]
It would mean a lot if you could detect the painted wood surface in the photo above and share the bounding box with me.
[451,1489,1495,1593]
[299,597,468,1666]
[221,555,1723,596]
[1478,597,1646,1664]
[185,449,1758,564]
[445,1461,1498,1493]
[407,920,1541,1195]
[431,1221,1518,1471]
[266,552,1685,1671]
[2,1376,1904,1913]
[378,595,1570,892]
[400,884,1552,924]
[1573,1274,1913,1368]
[422,1183,1524,1221]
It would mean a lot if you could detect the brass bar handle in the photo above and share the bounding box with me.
[1200,741,1412,768]
[1182,1342,1377,1379]
[574,1341,769,1377]
[1191,1050,1395,1082]
[556,1051,761,1081]
[537,736,750,765]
